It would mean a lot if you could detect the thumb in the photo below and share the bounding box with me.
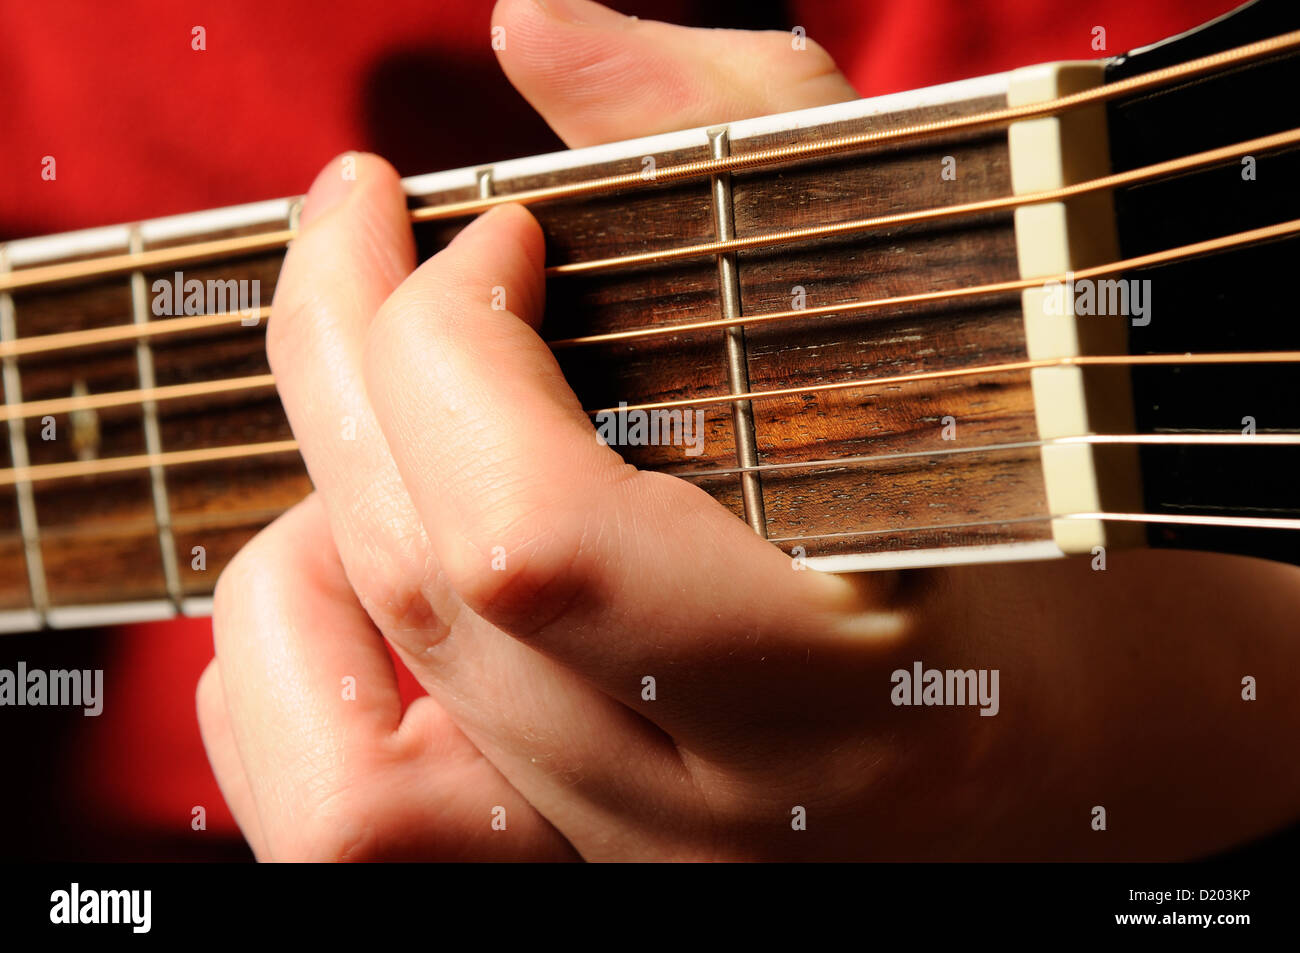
[491,0,859,148]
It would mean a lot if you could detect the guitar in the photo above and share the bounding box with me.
[1,0,1297,634]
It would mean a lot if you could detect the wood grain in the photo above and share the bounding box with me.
[0,91,1052,617]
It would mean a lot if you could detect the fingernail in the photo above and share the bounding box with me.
[299,152,362,229]
[533,0,630,27]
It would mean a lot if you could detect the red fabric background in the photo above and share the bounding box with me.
[0,0,1239,859]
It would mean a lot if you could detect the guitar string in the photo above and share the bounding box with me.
[22,509,1295,552]
[9,500,1300,550]
[0,204,1295,380]
[589,351,1300,417]
[1,28,1298,297]
[544,127,1300,277]
[550,218,1300,349]
[1,299,1298,427]
[0,308,268,360]
[2,353,1299,488]
[0,373,276,424]
[15,507,1292,550]
[2,126,1295,363]
[0,219,1295,487]
[1,39,1297,540]
[666,434,1300,481]
[23,510,1295,552]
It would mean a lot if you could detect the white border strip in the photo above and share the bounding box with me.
[45,599,175,629]
[0,597,210,631]
[6,224,129,268]
[139,196,292,245]
[0,608,43,635]
[805,539,1065,573]
[181,595,213,618]
[400,166,481,202]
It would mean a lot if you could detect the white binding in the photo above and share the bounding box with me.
[45,600,175,629]
[806,540,1064,573]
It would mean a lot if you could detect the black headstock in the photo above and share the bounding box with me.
[1105,0,1300,563]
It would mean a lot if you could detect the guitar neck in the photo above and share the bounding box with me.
[1,70,1041,631]
[3,0,1298,631]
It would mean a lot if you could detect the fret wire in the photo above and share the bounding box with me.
[3,28,1299,297]
[130,226,184,609]
[0,247,51,622]
[545,126,1300,277]
[552,218,1300,351]
[708,125,767,537]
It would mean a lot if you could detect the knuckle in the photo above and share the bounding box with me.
[445,514,594,637]
[349,547,450,645]
[212,510,295,628]
[760,29,844,87]
[211,540,257,627]
[270,784,381,863]
[801,36,838,68]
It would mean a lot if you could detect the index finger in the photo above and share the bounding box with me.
[362,205,897,708]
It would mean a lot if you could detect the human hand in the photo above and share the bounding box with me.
[198,0,1300,861]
